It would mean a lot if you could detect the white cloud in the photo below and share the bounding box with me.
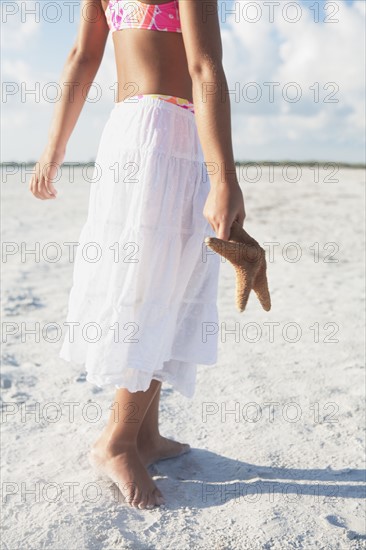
[1,0,41,51]
[221,0,365,161]
[2,59,34,83]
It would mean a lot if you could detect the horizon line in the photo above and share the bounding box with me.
[1,161,365,169]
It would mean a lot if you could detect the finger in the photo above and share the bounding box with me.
[216,220,231,241]
[34,188,45,200]
[236,213,245,227]
[38,179,56,199]
[35,185,49,199]
[44,171,58,196]
[41,163,57,198]
[46,180,58,196]
[42,188,56,199]
[204,215,217,236]
[30,176,42,199]
[211,220,218,234]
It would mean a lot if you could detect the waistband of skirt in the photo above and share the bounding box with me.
[112,94,195,118]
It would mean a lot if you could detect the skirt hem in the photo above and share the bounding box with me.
[59,348,217,399]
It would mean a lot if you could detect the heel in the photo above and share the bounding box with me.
[88,453,112,483]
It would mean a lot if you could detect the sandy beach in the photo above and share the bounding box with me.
[1,164,365,549]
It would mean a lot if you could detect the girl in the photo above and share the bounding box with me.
[29,0,245,509]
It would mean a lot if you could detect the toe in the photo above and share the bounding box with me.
[137,492,150,510]
[153,488,165,506]
[131,491,143,508]
[145,492,157,509]
[124,483,138,507]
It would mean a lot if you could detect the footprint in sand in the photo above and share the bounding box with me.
[325,515,347,528]
[9,391,30,404]
[0,376,12,389]
[1,353,19,367]
[3,288,44,316]
[325,515,366,542]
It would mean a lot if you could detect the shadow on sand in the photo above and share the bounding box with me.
[147,447,366,510]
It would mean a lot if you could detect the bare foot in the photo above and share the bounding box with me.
[137,435,191,467]
[89,438,165,509]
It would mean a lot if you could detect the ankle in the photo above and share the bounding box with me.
[95,431,138,455]
[109,441,138,458]
[137,431,161,448]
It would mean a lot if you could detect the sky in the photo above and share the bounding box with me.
[1,0,365,163]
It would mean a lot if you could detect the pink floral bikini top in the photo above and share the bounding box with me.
[105,0,182,33]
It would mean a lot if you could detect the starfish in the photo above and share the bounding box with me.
[204,220,271,312]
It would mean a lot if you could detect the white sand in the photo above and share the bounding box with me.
[1,165,365,549]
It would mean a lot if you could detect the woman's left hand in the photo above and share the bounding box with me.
[203,181,246,240]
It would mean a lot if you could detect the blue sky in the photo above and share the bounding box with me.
[2,0,365,162]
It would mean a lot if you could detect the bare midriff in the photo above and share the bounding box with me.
[102,0,194,109]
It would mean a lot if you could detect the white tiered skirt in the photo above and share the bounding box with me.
[59,95,221,398]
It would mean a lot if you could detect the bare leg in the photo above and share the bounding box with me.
[89,379,165,509]
[137,381,191,467]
